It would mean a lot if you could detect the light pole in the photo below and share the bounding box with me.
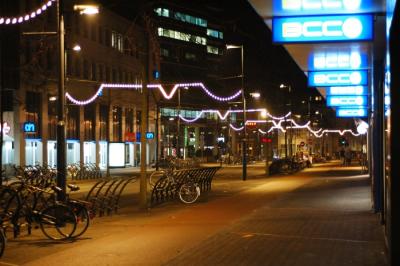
[57,2,98,199]
[227,44,246,181]
[280,84,292,158]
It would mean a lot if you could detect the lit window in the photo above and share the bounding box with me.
[111,31,124,52]
[207,45,221,55]
[185,52,196,60]
[207,29,223,39]
[154,8,170,18]
[158,28,206,45]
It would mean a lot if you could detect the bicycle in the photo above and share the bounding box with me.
[0,184,77,240]
[33,184,92,238]
[149,168,200,204]
[0,225,5,258]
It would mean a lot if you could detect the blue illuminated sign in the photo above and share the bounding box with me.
[327,86,368,96]
[336,108,368,117]
[308,70,368,87]
[146,132,155,139]
[23,122,36,133]
[273,0,373,15]
[327,95,368,107]
[309,51,368,70]
[273,14,373,43]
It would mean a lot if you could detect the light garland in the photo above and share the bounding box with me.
[65,82,242,105]
[178,108,292,123]
[65,83,142,105]
[0,0,55,26]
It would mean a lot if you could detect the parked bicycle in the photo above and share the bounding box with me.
[0,183,77,240]
[149,166,200,204]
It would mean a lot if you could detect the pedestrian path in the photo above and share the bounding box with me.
[0,162,387,266]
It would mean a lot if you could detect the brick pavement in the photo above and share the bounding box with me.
[0,162,387,266]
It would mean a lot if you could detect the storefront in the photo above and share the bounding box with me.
[1,121,14,166]
[25,139,42,166]
[66,140,80,165]
[99,141,108,169]
[47,141,57,167]
[83,141,96,164]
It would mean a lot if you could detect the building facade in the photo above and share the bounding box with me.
[1,0,159,170]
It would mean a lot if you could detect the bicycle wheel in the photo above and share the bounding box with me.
[39,204,77,240]
[69,202,90,238]
[178,182,200,204]
[0,228,5,258]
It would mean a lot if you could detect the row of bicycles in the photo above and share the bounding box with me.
[67,162,102,180]
[150,157,201,204]
[0,172,94,258]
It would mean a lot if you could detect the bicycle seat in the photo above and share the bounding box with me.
[67,184,80,192]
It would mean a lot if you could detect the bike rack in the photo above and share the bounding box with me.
[150,167,220,206]
[85,177,137,217]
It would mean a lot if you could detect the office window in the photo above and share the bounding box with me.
[112,106,122,142]
[160,48,169,57]
[207,29,223,39]
[174,12,207,27]
[154,7,170,17]
[125,108,134,133]
[185,52,197,61]
[83,59,89,79]
[158,28,206,45]
[84,104,96,141]
[99,105,108,140]
[207,45,222,55]
[111,31,124,52]
[91,62,97,81]
[66,105,79,139]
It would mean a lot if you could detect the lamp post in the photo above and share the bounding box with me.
[56,2,98,199]
[227,44,246,181]
[280,84,291,158]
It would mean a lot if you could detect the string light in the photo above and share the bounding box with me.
[64,83,363,137]
[65,82,242,105]
[65,83,142,105]
[0,0,55,26]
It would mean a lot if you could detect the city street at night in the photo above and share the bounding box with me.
[1,162,387,266]
[1,0,399,265]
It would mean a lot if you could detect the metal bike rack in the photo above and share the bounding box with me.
[150,167,220,206]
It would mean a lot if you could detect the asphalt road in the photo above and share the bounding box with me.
[0,162,387,266]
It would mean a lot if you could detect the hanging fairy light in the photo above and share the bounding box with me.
[65,82,243,105]
[0,0,56,26]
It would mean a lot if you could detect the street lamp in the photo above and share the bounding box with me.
[226,44,247,181]
[280,83,292,158]
[56,1,98,200]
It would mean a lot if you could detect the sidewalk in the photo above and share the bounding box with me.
[0,162,387,266]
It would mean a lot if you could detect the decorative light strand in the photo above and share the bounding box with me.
[65,82,242,105]
[0,0,55,26]
[65,83,142,105]
[178,108,291,123]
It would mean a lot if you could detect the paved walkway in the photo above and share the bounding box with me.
[0,162,387,266]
